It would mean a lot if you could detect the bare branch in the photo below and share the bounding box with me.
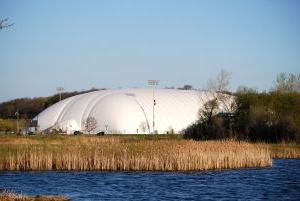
[0,18,14,30]
[82,116,97,134]
[207,69,231,92]
[205,69,233,113]
[274,72,300,93]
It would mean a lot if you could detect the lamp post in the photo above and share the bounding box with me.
[105,124,108,134]
[148,80,159,134]
[56,87,64,101]
[15,111,19,134]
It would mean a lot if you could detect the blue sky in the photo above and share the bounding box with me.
[0,0,299,102]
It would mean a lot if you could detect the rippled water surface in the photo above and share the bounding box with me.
[1,159,300,200]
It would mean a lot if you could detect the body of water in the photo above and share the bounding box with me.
[1,159,299,200]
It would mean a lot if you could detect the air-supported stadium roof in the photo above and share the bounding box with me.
[33,88,232,134]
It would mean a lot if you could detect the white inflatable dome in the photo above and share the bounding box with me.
[33,88,232,134]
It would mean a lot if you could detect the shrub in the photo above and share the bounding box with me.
[97,131,105,136]
[74,131,83,135]
[185,92,300,143]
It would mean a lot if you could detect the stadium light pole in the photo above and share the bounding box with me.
[56,87,64,101]
[15,111,19,134]
[148,80,159,134]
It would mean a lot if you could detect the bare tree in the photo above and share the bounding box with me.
[274,72,300,93]
[236,85,258,94]
[198,98,219,124]
[0,18,13,30]
[205,69,234,113]
[139,121,147,134]
[196,70,235,138]
[207,69,231,92]
[82,116,97,134]
[167,126,175,134]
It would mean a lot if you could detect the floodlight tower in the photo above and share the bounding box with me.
[148,80,159,134]
[56,87,64,101]
[15,111,19,134]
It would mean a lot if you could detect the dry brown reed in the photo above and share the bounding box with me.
[266,144,300,159]
[0,135,272,171]
[0,190,69,201]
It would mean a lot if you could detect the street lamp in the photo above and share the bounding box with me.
[148,80,159,134]
[15,111,19,134]
[56,87,64,101]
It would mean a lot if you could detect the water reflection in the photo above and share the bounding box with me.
[0,160,299,200]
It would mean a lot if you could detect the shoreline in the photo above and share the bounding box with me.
[0,190,69,201]
[0,165,275,173]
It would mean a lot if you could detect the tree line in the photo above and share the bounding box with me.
[184,72,300,143]
[0,88,101,120]
[1,72,299,142]
[0,88,101,133]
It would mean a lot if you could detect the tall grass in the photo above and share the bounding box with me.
[267,143,300,159]
[0,135,272,171]
[0,190,69,201]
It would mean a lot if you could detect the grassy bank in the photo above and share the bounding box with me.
[0,135,272,171]
[0,190,69,201]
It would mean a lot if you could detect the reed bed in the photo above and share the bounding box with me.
[0,135,272,171]
[267,144,300,159]
[0,190,69,201]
